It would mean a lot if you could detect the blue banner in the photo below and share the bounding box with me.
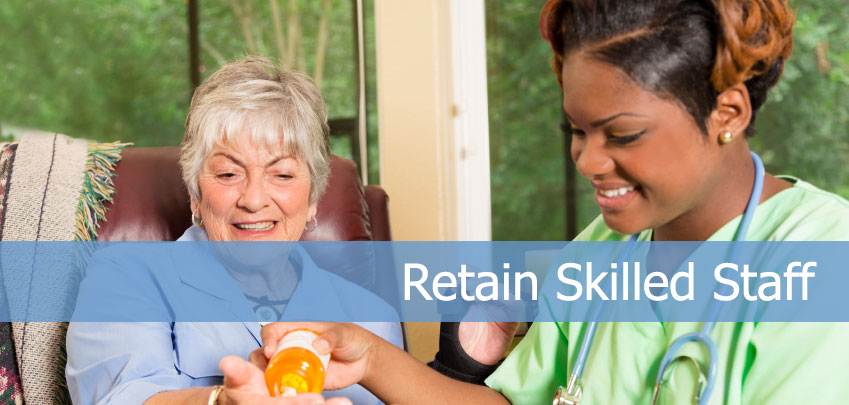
[0,241,846,322]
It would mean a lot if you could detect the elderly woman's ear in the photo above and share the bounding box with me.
[306,203,318,231]
[190,195,198,217]
[190,195,202,227]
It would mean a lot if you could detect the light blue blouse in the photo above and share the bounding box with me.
[66,227,403,404]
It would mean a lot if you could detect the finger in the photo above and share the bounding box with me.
[277,393,325,405]
[220,356,259,388]
[249,348,269,371]
[261,322,321,358]
[324,397,353,405]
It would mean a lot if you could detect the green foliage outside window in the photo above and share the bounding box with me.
[752,0,849,198]
[0,0,188,146]
[0,0,379,181]
[1,1,846,241]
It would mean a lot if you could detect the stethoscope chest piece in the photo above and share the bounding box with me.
[553,375,583,405]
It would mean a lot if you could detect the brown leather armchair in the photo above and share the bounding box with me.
[97,147,392,243]
[94,146,402,312]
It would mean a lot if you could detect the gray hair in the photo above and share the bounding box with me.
[181,56,331,205]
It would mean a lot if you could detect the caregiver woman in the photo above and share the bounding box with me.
[66,57,400,405]
[259,0,849,404]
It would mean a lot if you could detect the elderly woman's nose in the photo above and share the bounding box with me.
[573,136,614,178]
[237,175,270,212]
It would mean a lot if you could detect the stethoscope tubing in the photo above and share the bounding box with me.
[571,233,639,379]
[569,151,766,405]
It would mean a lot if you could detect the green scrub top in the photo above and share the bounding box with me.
[486,178,849,404]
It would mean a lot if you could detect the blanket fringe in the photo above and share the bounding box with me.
[73,141,131,242]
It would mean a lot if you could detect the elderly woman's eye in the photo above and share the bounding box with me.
[276,174,293,179]
[215,173,242,182]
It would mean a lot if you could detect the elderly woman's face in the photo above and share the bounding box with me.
[562,54,726,235]
[191,133,316,242]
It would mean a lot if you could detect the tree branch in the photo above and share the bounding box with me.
[229,0,256,53]
[178,21,227,67]
[312,0,332,87]
[285,0,300,69]
[201,39,227,67]
[244,0,267,55]
[269,0,287,67]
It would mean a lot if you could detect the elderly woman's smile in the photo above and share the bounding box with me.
[192,132,317,242]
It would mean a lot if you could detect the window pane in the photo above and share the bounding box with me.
[1,0,381,183]
[752,1,849,199]
[364,0,379,184]
[486,1,596,241]
[199,0,359,156]
[0,0,189,146]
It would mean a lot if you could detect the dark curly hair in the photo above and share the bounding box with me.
[540,0,795,137]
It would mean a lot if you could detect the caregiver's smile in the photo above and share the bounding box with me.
[591,180,641,211]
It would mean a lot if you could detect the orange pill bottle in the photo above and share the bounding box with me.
[265,329,329,397]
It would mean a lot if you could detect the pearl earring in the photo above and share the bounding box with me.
[719,131,734,144]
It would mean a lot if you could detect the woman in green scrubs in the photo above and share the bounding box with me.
[254,0,849,403]
[485,182,849,404]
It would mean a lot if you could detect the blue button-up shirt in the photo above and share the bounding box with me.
[66,228,403,404]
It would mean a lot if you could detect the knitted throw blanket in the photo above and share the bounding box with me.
[0,134,126,404]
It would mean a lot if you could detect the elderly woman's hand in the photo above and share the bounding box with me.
[218,355,351,405]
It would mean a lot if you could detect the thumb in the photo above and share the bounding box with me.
[220,356,260,389]
[313,326,345,356]
[314,325,370,364]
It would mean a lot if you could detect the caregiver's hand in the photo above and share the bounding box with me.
[261,323,377,391]
[218,355,351,405]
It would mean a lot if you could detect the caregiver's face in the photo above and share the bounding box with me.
[562,53,724,235]
[192,132,316,242]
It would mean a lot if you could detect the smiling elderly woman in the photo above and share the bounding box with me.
[65,56,401,405]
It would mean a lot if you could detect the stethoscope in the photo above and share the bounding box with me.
[553,151,765,405]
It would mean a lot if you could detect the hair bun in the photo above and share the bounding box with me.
[712,0,795,92]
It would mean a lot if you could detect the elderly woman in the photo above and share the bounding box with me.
[66,56,401,405]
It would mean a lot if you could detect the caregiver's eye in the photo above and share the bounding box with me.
[562,121,585,136]
[608,130,646,145]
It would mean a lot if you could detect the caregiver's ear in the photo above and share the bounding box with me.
[707,83,752,138]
